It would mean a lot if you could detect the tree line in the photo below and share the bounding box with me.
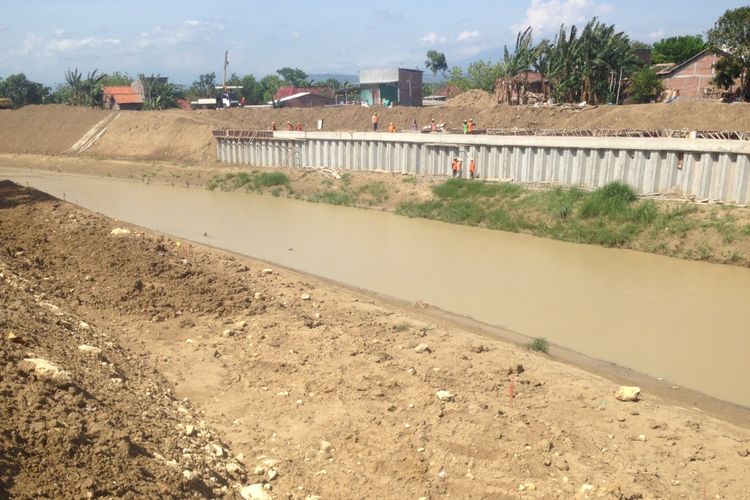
[3,7,748,108]
[0,66,345,109]
[425,6,750,103]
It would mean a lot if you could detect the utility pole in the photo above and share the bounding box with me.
[223,50,228,92]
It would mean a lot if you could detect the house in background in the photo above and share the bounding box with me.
[358,68,423,106]
[103,85,143,110]
[658,49,739,98]
[274,86,334,101]
[275,92,335,107]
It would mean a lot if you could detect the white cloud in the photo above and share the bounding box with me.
[46,37,121,53]
[20,33,44,55]
[515,0,615,35]
[457,30,479,43]
[291,31,301,38]
[420,32,448,45]
[152,20,224,46]
[648,27,666,41]
[460,45,484,56]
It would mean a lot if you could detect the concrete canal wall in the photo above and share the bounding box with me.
[215,131,750,204]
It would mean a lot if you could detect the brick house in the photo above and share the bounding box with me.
[358,68,423,106]
[658,49,738,98]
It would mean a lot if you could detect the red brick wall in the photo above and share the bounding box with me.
[661,53,739,98]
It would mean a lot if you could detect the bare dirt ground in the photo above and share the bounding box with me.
[2,181,750,499]
[2,102,750,498]
[2,99,750,166]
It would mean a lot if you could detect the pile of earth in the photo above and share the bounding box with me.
[0,181,252,499]
[1,100,750,166]
[1,179,749,499]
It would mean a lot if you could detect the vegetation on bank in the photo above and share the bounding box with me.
[395,179,750,265]
[205,169,750,267]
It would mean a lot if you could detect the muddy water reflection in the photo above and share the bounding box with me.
[3,168,749,407]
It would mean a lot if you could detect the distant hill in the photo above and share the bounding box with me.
[309,74,359,85]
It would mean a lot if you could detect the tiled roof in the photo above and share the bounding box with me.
[103,86,143,104]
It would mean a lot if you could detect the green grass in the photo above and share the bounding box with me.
[527,337,550,353]
[206,171,289,192]
[307,190,353,206]
[395,180,686,249]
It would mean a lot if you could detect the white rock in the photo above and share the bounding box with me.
[226,463,241,475]
[580,483,594,493]
[185,424,195,436]
[253,465,266,475]
[240,483,273,500]
[261,268,274,275]
[414,343,431,354]
[78,345,102,355]
[276,391,289,397]
[78,320,91,330]
[436,390,455,402]
[301,294,311,301]
[254,292,262,299]
[213,444,224,457]
[110,228,131,236]
[268,469,278,480]
[320,441,332,453]
[615,386,641,402]
[20,358,72,384]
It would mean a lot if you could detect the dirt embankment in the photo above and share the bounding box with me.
[2,100,750,166]
[2,180,749,499]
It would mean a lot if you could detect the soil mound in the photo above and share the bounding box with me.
[443,89,497,108]
[0,181,249,498]
[2,100,750,167]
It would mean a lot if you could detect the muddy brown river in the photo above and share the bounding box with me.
[3,167,749,408]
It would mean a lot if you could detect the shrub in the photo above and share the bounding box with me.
[527,337,549,353]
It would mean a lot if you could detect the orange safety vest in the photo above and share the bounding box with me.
[469,160,476,173]
[451,160,458,172]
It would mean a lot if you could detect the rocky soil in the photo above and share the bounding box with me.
[2,180,749,499]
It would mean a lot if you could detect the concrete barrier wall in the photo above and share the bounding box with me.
[215,131,750,204]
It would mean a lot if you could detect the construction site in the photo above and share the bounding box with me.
[2,98,750,499]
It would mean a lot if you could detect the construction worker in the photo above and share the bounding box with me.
[287,121,293,131]
[431,119,437,132]
[271,121,277,131]
[462,120,468,134]
[372,112,379,132]
[388,122,396,133]
[468,119,475,133]
[295,122,302,131]
[451,157,459,178]
[469,158,476,179]
[457,158,463,177]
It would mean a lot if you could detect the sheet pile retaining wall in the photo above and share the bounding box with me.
[215,131,750,204]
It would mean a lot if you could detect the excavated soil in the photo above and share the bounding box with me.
[2,180,749,499]
[2,100,750,166]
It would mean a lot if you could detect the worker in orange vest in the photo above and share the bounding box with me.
[388,122,396,133]
[287,121,293,131]
[271,121,277,131]
[468,119,475,133]
[295,122,302,131]
[372,112,379,132]
[451,157,458,178]
[469,158,476,179]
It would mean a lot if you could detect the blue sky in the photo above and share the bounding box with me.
[0,0,746,87]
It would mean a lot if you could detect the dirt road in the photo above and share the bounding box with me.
[2,180,749,499]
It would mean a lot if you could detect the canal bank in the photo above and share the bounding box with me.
[2,165,749,409]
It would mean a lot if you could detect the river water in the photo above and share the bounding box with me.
[2,167,749,407]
